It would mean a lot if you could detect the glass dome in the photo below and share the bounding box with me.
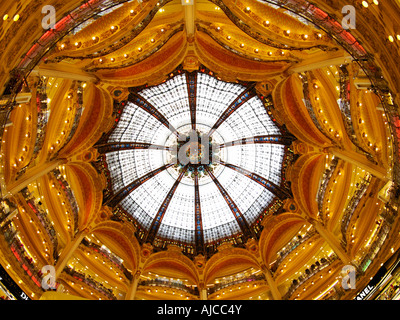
[100,68,292,253]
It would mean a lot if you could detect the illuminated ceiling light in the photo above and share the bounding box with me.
[3,14,8,21]
[124,53,128,58]
[389,35,395,42]
[302,34,309,40]
[268,51,273,56]
[284,30,291,36]
[60,44,65,49]
[226,35,231,40]
[317,33,322,39]
[160,28,165,33]
[254,48,259,53]
[263,20,270,27]
[244,7,251,13]
[397,35,400,41]
[130,9,135,15]
[138,47,142,52]
[240,43,245,48]
[110,57,115,62]
[13,14,20,22]
[373,0,379,4]
[362,1,369,7]
[99,58,103,63]
[150,38,155,43]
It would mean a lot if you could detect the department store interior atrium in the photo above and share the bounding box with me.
[0,0,400,301]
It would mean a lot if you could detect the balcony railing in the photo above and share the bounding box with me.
[300,73,332,142]
[208,274,266,295]
[138,279,199,296]
[271,229,317,273]
[51,169,79,234]
[17,77,49,179]
[316,157,339,219]
[63,266,117,300]
[337,66,374,162]
[20,187,58,259]
[1,222,43,289]
[283,255,338,299]
[50,82,84,160]
[81,237,132,281]
[358,218,392,273]
[341,174,372,248]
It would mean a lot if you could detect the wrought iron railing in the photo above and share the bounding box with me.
[340,174,372,248]
[283,254,338,299]
[139,279,199,296]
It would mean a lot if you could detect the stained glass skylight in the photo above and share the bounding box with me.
[101,68,292,253]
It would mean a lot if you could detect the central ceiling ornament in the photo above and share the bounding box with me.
[171,129,220,180]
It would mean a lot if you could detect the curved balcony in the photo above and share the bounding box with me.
[337,65,374,160]
[283,254,338,300]
[207,274,266,296]
[358,218,392,272]
[1,222,43,289]
[316,157,339,216]
[138,279,199,297]
[51,168,79,234]
[81,238,132,282]
[63,266,117,300]
[271,229,317,273]
[300,73,332,142]
[51,82,84,160]
[341,174,372,247]
[20,187,58,258]
[17,77,49,179]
